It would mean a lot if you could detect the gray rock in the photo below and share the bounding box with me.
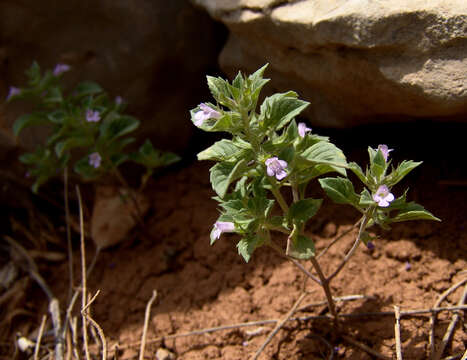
[192,0,467,127]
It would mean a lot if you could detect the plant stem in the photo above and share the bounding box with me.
[267,240,321,285]
[309,256,338,323]
[63,167,74,303]
[327,213,370,281]
[269,179,289,214]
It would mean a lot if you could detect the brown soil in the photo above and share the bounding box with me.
[2,123,467,359]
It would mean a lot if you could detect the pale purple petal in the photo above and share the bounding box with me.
[366,241,375,250]
[115,96,123,105]
[193,103,221,127]
[194,110,207,126]
[276,170,287,180]
[89,152,102,168]
[53,63,71,76]
[86,109,101,122]
[216,221,235,232]
[373,185,394,207]
[265,157,288,180]
[298,122,311,138]
[6,86,21,100]
[213,221,235,239]
[377,144,393,162]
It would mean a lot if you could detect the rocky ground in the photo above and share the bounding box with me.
[1,122,466,359]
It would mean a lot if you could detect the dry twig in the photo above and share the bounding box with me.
[252,293,307,360]
[430,278,467,357]
[341,335,391,360]
[34,315,47,360]
[433,283,467,360]
[139,290,158,360]
[77,186,91,360]
[394,306,403,360]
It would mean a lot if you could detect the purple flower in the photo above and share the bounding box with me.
[193,103,221,126]
[404,261,412,271]
[212,221,235,240]
[115,96,123,105]
[265,157,288,181]
[88,152,102,168]
[377,144,393,162]
[86,109,101,122]
[366,241,375,250]
[298,122,312,137]
[6,86,21,100]
[373,185,394,207]
[53,63,71,76]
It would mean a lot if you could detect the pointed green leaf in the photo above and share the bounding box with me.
[319,177,359,206]
[210,159,248,198]
[259,92,309,131]
[100,115,139,140]
[54,135,93,157]
[13,113,49,137]
[348,162,367,185]
[237,235,262,263]
[300,141,347,176]
[391,202,440,222]
[386,161,422,186]
[288,235,315,260]
[197,139,247,161]
[359,188,374,207]
[371,150,386,179]
[288,198,322,223]
[74,81,103,97]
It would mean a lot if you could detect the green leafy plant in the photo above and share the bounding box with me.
[7,62,180,192]
[192,64,439,324]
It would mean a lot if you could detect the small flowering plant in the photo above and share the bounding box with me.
[192,65,439,322]
[7,62,179,192]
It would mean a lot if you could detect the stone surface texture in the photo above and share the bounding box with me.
[0,0,224,151]
[192,0,467,127]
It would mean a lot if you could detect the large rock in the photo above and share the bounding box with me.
[0,1,224,151]
[192,0,467,127]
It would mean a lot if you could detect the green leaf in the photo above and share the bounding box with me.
[44,87,63,104]
[386,161,422,186]
[300,141,347,176]
[206,76,234,108]
[100,115,139,140]
[54,135,93,157]
[248,64,270,104]
[210,159,248,198]
[359,188,374,207]
[288,198,322,223]
[391,202,440,222]
[371,150,386,179]
[48,110,67,124]
[288,235,315,260]
[74,156,100,180]
[26,61,41,86]
[74,81,103,97]
[237,235,262,263]
[319,177,359,206]
[348,162,367,185]
[259,91,309,131]
[13,113,49,137]
[197,139,247,161]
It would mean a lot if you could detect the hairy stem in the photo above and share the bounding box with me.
[327,213,370,281]
[309,256,338,322]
